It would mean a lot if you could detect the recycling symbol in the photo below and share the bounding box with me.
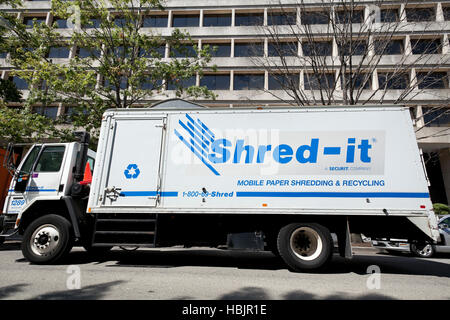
[124,164,140,179]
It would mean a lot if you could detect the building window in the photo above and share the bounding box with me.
[234,74,264,90]
[304,73,335,90]
[411,39,441,54]
[23,17,46,29]
[170,44,197,58]
[234,42,264,57]
[48,47,70,59]
[379,9,400,22]
[142,15,168,28]
[337,40,368,56]
[172,14,200,27]
[34,106,59,120]
[267,12,297,25]
[235,12,264,26]
[10,76,28,90]
[268,42,298,57]
[341,74,371,89]
[200,74,230,90]
[0,51,7,59]
[76,47,100,58]
[417,72,449,89]
[301,11,329,25]
[405,7,436,22]
[83,18,101,29]
[111,46,130,58]
[422,107,450,127]
[203,14,231,27]
[53,18,68,29]
[167,76,196,90]
[104,76,128,90]
[302,41,332,56]
[139,45,166,58]
[335,9,364,24]
[378,72,409,89]
[202,43,231,57]
[65,106,89,123]
[140,78,163,90]
[268,73,299,90]
[113,17,126,28]
[374,39,404,55]
[444,7,450,21]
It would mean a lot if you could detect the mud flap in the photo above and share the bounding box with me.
[337,218,353,259]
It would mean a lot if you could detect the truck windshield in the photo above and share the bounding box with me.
[20,146,41,174]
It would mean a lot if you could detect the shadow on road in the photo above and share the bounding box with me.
[20,247,447,278]
[30,280,125,300]
[67,248,288,270]
[0,242,21,251]
[0,284,29,299]
[216,286,397,300]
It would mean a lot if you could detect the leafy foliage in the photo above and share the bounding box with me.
[0,0,215,147]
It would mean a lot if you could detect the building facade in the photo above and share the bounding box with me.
[0,0,449,203]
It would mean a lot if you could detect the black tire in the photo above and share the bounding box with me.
[21,214,73,264]
[0,237,4,245]
[277,223,333,271]
[410,243,435,258]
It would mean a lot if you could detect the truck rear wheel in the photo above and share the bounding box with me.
[277,223,333,271]
[21,214,73,264]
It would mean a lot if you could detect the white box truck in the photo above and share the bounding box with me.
[0,99,441,271]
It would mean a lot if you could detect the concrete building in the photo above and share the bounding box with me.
[0,0,449,203]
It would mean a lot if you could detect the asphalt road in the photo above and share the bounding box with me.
[0,241,449,300]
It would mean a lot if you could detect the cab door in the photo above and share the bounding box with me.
[5,145,41,215]
[12,145,67,204]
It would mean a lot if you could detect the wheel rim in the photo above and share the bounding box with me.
[289,227,323,261]
[416,244,432,257]
[29,224,61,257]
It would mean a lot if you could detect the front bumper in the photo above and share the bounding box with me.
[0,214,19,239]
[372,240,410,252]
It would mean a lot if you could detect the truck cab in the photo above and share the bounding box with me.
[0,134,95,245]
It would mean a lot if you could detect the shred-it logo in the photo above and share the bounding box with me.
[174,114,220,175]
[174,114,381,176]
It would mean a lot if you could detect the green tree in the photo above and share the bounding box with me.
[1,0,215,146]
[0,78,21,102]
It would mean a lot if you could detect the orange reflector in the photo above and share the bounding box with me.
[79,162,93,185]
[15,219,20,226]
[262,203,268,207]
[88,207,91,213]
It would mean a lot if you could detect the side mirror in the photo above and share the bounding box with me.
[439,224,448,229]
[14,172,30,193]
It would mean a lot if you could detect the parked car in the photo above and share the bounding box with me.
[372,215,450,258]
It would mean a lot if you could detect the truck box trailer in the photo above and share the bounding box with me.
[0,100,440,271]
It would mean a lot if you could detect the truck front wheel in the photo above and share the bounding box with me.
[410,243,435,258]
[21,214,73,264]
[277,223,333,271]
